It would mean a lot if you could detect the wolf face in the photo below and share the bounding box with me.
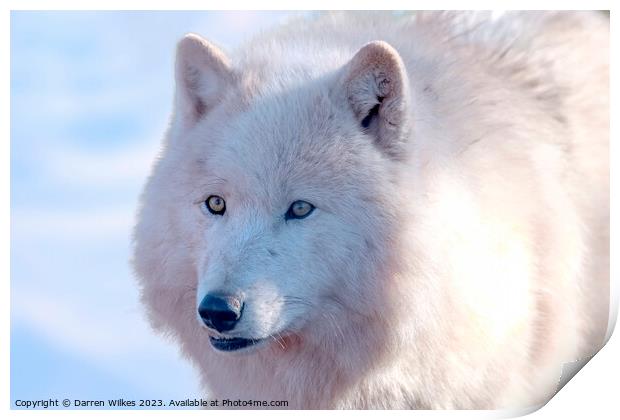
[134,35,411,355]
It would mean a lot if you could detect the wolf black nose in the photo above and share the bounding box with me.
[198,294,243,332]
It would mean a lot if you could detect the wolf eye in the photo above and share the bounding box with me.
[285,200,315,220]
[204,195,226,215]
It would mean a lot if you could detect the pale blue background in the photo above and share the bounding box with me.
[10,11,306,409]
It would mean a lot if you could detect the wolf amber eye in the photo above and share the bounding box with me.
[205,195,226,215]
[285,200,315,220]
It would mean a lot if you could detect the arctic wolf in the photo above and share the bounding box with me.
[133,11,609,409]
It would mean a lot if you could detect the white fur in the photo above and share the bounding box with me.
[132,11,609,409]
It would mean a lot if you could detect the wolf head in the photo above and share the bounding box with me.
[133,33,414,355]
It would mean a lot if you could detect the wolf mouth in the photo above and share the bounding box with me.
[209,336,264,352]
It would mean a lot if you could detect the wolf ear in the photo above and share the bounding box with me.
[174,33,233,129]
[342,41,411,157]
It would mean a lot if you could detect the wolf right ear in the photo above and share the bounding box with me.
[174,34,234,130]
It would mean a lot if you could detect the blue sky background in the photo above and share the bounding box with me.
[10,11,306,409]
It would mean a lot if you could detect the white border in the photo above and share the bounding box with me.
[0,0,616,10]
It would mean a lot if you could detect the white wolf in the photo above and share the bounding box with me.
[132,11,609,409]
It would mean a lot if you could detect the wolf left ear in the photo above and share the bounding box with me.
[342,41,411,157]
[174,34,234,130]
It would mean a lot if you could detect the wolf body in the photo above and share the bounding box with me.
[133,11,609,409]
